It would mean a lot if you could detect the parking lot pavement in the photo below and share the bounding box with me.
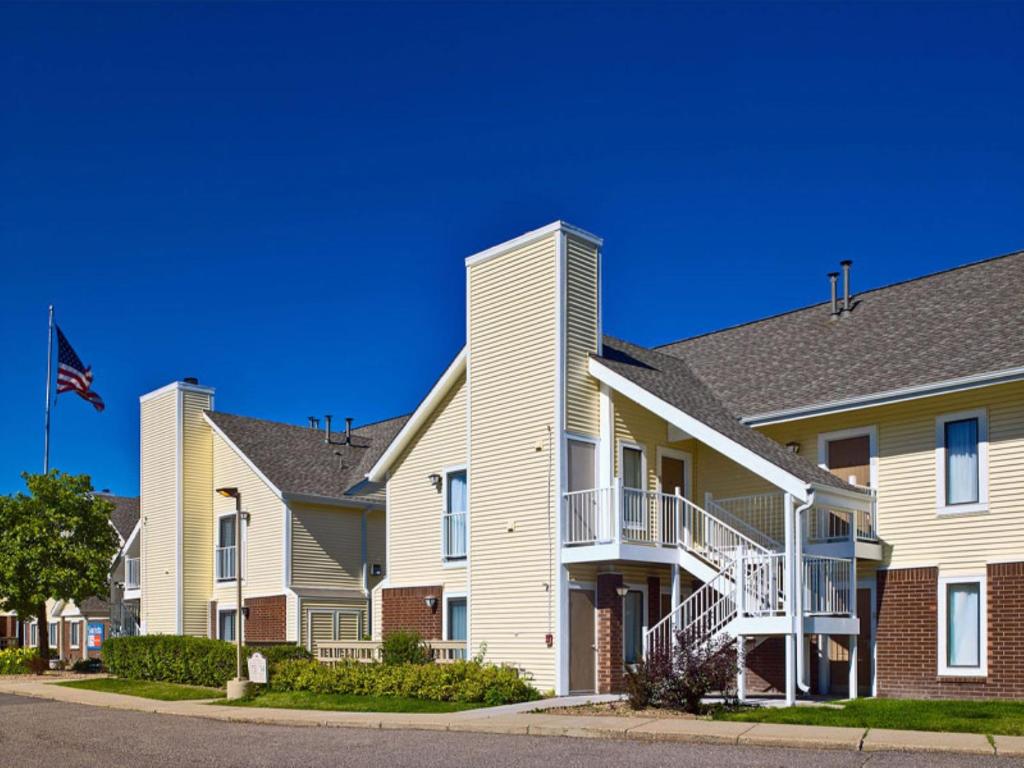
[0,694,1010,768]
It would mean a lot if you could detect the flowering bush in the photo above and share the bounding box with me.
[0,647,38,675]
[625,628,737,713]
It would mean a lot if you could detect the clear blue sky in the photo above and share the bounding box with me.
[1,2,1021,496]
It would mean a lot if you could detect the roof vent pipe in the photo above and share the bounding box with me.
[184,377,199,385]
[840,260,853,314]
[324,414,332,444]
[828,272,840,317]
[345,417,353,445]
[308,416,317,429]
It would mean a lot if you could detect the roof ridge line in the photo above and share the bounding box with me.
[654,246,1024,350]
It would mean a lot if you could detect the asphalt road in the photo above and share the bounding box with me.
[0,693,1006,768]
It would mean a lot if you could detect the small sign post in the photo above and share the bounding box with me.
[247,652,268,685]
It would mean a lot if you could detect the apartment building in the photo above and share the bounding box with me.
[138,379,405,652]
[369,221,1024,700]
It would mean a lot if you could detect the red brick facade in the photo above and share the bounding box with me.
[243,595,287,643]
[381,586,443,639]
[596,573,624,694]
[877,563,1024,699]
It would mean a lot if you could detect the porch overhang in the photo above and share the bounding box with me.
[589,356,812,502]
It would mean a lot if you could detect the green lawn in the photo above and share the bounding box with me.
[59,678,225,701]
[223,690,483,713]
[714,697,1024,736]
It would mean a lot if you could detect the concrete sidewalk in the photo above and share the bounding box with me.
[0,676,1012,756]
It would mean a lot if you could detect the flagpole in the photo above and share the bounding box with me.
[43,305,54,473]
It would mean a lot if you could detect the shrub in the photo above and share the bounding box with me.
[72,658,103,673]
[381,630,431,665]
[103,636,312,688]
[625,629,737,714]
[272,658,539,705]
[0,647,39,675]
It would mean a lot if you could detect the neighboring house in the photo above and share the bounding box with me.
[138,379,406,653]
[7,493,139,661]
[108,494,143,636]
[368,220,1024,701]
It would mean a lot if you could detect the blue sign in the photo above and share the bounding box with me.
[87,622,104,651]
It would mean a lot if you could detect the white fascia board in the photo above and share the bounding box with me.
[588,357,810,501]
[202,413,285,501]
[140,380,216,404]
[367,348,467,482]
[742,366,1024,427]
[464,220,603,268]
[114,520,142,562]
[282,491,382,511]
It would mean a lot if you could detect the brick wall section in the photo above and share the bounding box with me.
[876,563,1024,699]
[745,636,786,694]
[243,595,287,644]
[209,601,218,639]
[596,573,624,694]
[381,586,443,639]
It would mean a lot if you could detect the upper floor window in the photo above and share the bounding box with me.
[620,444,646,531]
[216,515,237,582]
[442,469,467,562]
[936,410,988,515]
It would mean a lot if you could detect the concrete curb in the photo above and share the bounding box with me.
[0,678,1007,756]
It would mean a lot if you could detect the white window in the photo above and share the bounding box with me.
[936,410,988,515]
[623,589,645,665]
[216,514,238,582]
[218,609,237,642]
[619,443,646,532]
[29,623,37,647]
[69,621,81,649]
[442,468,467,562]
[938,575,987,676]
[48,622,58,649]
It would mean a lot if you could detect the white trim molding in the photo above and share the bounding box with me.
[367,348,467,483]
[935,408,989,516]
[589,356,811,501]
[937,573,987,678]
[442,591,467,641]
[817,425,878,490]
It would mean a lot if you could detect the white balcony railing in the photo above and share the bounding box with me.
[215,545,236,581]
[803,555,853,615]
[708,491,878,545]
[124,557,140,590]
[442,510,467,560]
[563,485,681,547]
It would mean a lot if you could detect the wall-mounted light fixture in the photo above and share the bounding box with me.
[424,595,438,612]
[371,564,383,577]
[785,442,801,454]
[428,473,442,491]
[615,586,629,598]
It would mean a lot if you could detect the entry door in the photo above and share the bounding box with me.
[569,589,596,694]
[567,440,599,541]
[661,456,687,497]
[828,588,873,696]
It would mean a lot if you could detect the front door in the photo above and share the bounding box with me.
[828,588,873,696]
[569,589,596,694]
[661,456,687,497]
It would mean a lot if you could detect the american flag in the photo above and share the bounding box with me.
[56,326,105,412]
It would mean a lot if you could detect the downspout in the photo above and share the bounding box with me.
[360,508,369,638]
[795,487,815,693]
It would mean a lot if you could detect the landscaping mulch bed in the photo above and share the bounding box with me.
[538,701,703,719]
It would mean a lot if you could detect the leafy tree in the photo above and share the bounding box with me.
[0,471,119,660]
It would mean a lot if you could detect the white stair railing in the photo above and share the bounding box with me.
[706,492,786,547]
[705,497,783,552]
[645,558,738,657]
[682,496,771,570]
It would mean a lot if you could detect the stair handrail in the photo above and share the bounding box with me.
[704,497,783,552]
[679,496,772,571]
[644,558,738,657]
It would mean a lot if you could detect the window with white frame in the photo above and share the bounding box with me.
[442,469,467,562]
[216,514,237,582]
[938,575,987,676]
[29,623,37,647]
[69,621,81,649]
[620,444,646,531]
[48,622,59,649]
[936,410,988,514]
[218,609,237,642]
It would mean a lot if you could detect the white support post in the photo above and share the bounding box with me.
[736,545,746,617]
[818,633,831,695]
[736,635,747,703]
[785,633,796,706]
[615,475,624,546]
[848,634,859,700]
[671,566,681,633]
[674,486,683,547]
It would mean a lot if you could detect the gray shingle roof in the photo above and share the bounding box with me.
[595,337,853,491]
[657,250,1024,419]
[99,495,139,541]
[205,411,410,504]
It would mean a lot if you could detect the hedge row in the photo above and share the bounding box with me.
[0,647,38,675]
[271,658,540,706]
[102,635,310,688]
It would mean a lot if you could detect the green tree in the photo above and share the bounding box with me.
[0,471,119,660]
